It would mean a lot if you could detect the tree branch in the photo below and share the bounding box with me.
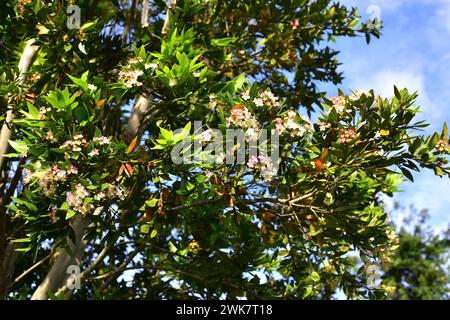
[0,39,39,299]
[6,252,53,293]
[0,39,39,172]
[30,216,89,300]
[54,242,112,296]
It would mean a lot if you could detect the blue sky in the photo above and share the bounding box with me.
[321,0,450,231]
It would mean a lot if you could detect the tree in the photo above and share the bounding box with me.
[0,0,449,300]
[381,206,450,300]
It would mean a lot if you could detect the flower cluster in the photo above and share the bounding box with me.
[93,136,111,145]
[24,164,79,197]
[18,0,32,13]
[252,90,280,109]
[337,128,358,143]
[106,184,128,201]
[374,229,400,266]
[329,96,351,113]
[66,183,92,214]
[44,129,57,142]
[64,183,128,216]
[247,155,277,181]
[316,121,331,132]
[275,110,312,137]
[289,19,300,30]
[61,134,87,152]
[435,139,450,154]
[38,106,52,119]
[119,69,144,88]
[118,57,145,88]
[199,129,214,145]
[61,134,111,159]
[226,105,259,129]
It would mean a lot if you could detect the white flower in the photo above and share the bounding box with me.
[199,129,213,144]
[93,136,110,145]
[215,153,225,164]
[253,98,264,107]
[245,127,260,141]
[88,84,97,91]
[88,148,99,157]
[208,94,218,110]
[45,130,57,142]
[145,63,158,69]
[317,121,331,131]
[93,206,104,216]
[119,69,144,88]
[241,90,250,101]
[193,71,201,78]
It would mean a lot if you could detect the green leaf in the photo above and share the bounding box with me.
[8,140,28,156]
[429,132,440,149]
[401,167,414,182]
[211,37,237,46]
[310,271,320,282]
[60,202,70,211]
[140,224,150,234]
[65,210,77,220]
[220,73,247,94]
[145,199,159,207]
[78,42,87,55]
[150,229,158,238]
[68,74,88,92]
[37,24,49,35]
[11,237,31,243]
[441,122,448,139]
[168,241,177,253]
[80,21,96,31]
[73,105,90,121]
[160,127,173,141]
[394,85,401,99]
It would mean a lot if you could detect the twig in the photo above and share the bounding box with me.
[6,252,53,292]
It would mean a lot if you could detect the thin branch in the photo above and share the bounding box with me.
[141,0,149,27]
[98,244,146,293]
[162,0,177,36]
[6,252,53,292]
[54,242,113,296]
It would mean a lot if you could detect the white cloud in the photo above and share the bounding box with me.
[385,171,450,231]
[366,69,424,97]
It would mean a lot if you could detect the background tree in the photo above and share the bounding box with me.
[381,206,450,300]
[0,0,449,300]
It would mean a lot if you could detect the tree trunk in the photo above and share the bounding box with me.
[30,216,89,300]
[0,243,17,299]
[0,39,39,171]
[0,38,39,299]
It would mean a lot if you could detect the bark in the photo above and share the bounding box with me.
[124,0,176,143]
[30,216,89,300]
[0,243,17,298]
[141,0,149,27]
[162,0,177,36]
[0,39,39,299]
[0,39,39,171]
